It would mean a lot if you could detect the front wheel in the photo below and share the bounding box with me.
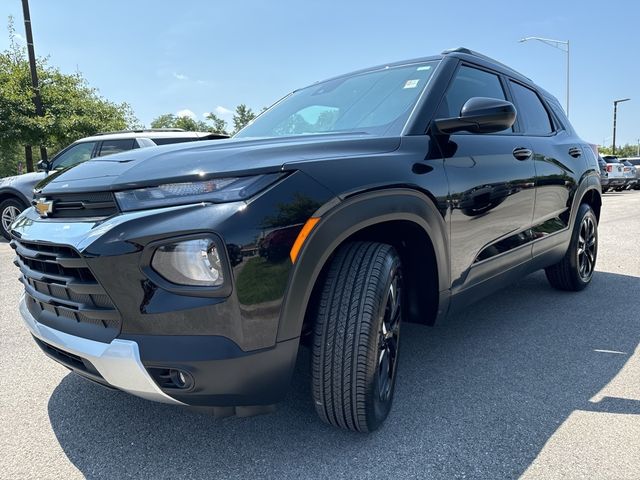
[545,203,598,291]
[0,198,26,240]
[311,242,403,432]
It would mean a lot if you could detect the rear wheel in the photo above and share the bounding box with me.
[545,203,597,291]
[312,241,403,432]
[0,198,26,240]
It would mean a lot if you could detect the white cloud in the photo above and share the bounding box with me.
[172,72,189,81]
[176,109,196,120]
[14,33,25,43]
[214,106,233,116]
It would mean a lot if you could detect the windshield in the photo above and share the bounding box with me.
[235,61,439,139]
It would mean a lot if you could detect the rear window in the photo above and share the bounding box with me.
[603,156,619,163]
[628,159,640,166]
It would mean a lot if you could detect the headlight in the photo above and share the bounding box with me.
[151,238,224,287]
[114,173,282,211]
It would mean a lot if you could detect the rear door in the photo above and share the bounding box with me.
[506,80,580,258]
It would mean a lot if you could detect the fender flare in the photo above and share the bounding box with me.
[569,173,601,227]
[276,188,449,342]
[0,187,30,207]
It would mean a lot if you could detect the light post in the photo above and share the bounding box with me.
[612,98,631,155]
[519,36,570,117]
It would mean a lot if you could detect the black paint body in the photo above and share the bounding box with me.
[12,50,601,407]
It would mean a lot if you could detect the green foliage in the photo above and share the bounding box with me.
[205,112,229,135]
[262,193,321,228]
[232,104,256,134]
[150,113,210,132]
[152,103,259,136]
[235,257,290,304]
[598,144,639,158]
[0,17,138,175]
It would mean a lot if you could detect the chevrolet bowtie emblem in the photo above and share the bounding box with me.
[35,198,54,217]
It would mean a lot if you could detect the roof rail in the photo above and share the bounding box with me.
[441,47,532,81]
[94,128,186,136]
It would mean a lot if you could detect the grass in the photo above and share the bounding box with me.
[235,256,291,305]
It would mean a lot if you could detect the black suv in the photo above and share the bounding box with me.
[10,48,601,432]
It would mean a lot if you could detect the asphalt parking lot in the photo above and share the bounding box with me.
[1,192,639,480]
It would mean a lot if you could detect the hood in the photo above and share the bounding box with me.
[39,133,400,194]
[0,171,46,187]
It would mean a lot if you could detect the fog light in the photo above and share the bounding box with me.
[151,238,224,287]
[170,369,193,389]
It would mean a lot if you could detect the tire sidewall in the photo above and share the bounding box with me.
[567,204,598,288]
[364,251,403,431]
[0,199,25,240]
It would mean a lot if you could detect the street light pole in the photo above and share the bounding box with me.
[612,98,630,156]
[519,36,570,117]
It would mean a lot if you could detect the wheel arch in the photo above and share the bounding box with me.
[572,174,602,224]
[276,188,450,342]
[0,188,30,207]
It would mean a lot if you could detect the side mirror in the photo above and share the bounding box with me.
[36,160,51,172]
[433,97,516,135]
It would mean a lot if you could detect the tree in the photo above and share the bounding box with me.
[149,113,211,132]
[598,144,638,158]
[205,112,229,135]
[0,17,137,174]
[232,104,256,134]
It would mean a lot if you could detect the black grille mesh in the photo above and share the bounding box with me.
[12,239,121,342]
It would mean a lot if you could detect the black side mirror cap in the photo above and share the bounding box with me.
[432,97,517,135]
[36,160,50,172]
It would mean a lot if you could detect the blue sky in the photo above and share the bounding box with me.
[1,0,638,147]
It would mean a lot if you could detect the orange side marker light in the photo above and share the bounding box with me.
[290,217,320,263]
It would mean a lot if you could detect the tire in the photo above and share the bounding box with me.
[0,198,26,240]
[545,203,597,291]
[312,241,403,432]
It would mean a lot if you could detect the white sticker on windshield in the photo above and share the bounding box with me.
[416,66,431,71]
[403,79,420,89]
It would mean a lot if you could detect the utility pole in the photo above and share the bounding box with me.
[612,98,631,156]
[21,0,47,171]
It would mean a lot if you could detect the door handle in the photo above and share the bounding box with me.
[568,147,582,158]
[513,147,532,161]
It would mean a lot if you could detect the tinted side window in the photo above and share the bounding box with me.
[509,82,553,135]
[97,139,135,157]
[52,142,97,169]
[438,65,506,118]
[545,97,568,130]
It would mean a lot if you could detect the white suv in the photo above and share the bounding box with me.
[0,129,228,238]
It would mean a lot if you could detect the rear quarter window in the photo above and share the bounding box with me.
[509,81,553,135]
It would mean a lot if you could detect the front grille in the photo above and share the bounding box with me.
[12,239,121,343]
[32,191,119,218]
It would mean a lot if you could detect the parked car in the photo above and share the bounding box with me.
[0,129,227,238]
[619,159,639,190]
[10,47,601,433]
[597,155,611,191]
[600,155,626,192]
[625,157,640,189]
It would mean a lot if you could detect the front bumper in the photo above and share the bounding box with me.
[20,295,183,404]
[21,294,300,406]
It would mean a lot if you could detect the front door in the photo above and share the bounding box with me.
[435,64,537,293]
